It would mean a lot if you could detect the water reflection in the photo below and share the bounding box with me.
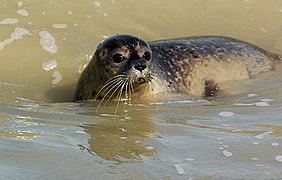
[79,104,156,163]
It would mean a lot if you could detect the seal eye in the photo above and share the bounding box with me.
[112,53,125,63]
[143,51,151,61]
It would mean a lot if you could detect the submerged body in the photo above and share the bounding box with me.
[73,35,281,102]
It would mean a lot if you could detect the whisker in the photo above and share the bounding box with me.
[103,79,126,106]
[95,75,126,100]
[96,79,125,111]
[114,78,128,115]
[122,78,130,115]
[114,36,126,48]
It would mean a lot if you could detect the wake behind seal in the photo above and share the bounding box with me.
[73,34,281,102]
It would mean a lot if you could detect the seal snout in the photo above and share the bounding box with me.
[134,64,147,72]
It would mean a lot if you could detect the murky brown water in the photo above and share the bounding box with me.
[1,0,282,179]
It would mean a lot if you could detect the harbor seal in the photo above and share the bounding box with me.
[73,35,281,102]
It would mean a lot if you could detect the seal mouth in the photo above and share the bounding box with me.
[136,77,146,84]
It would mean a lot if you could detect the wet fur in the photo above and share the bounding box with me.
[74,35,281,103]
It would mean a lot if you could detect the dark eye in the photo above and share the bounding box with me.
[143,51,151,61]
[112,53,125,63]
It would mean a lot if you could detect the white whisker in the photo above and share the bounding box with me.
[95,75,126,100]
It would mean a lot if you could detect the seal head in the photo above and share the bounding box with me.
[74,35,154,101]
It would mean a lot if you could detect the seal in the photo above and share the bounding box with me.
[73,35,281,102]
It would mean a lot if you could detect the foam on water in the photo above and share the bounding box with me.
[17,1,23,8]
[94,1,101,7]
[39,31,58,54]
[254,132,273,140]
[275,155,282,162]
[0,18,18,25]
[218,111,235,117]
[271,143,279,147]
[223,150,233,157]
[42,59,58,71]
[255,102,270,107]
[52,23,68,29]
[16,9,29,16]
[51,71,62,85]
[174,164,185,175]
[0,27,29,51]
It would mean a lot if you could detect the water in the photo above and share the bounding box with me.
[1,0,282,179]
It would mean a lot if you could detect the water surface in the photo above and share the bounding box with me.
[1,0,282,179]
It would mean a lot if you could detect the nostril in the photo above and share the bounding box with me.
[134,64,147,72]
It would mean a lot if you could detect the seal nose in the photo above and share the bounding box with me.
[134,64,147,72]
